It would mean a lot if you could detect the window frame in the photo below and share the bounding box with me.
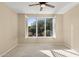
[25,16,56,39]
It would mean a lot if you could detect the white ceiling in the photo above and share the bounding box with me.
[4,2,79,14]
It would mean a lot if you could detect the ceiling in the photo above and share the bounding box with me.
[4,2,79,14]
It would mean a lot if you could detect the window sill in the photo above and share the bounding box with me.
[25,36,56,39]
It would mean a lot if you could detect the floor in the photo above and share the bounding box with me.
[3,43,79,57]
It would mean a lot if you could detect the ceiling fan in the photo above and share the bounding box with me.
[29,2,55,11]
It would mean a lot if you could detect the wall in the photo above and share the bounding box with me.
[0,3,18,56]
[63,4,79,51]
[18,14,64,45]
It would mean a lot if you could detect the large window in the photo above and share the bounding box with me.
[26,17,56,38]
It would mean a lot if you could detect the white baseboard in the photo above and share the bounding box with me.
[0,44,17,57]
[64,43,71,48]
[19,42,64,46]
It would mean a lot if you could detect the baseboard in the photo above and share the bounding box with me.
[64,43,71,48]
[0,44,17,57]
[19,42,64,46]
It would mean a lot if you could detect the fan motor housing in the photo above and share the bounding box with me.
[39,2,47,4]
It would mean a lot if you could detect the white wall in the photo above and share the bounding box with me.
[0,3,18,56]
[63,4,79,52]
[18,14,64,45]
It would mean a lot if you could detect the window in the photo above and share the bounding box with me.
[26,17,56,38]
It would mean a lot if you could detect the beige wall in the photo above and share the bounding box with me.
[0,3,18,56]
[1,2,79,56]
[63,4,79,52]
[18,14,64,45]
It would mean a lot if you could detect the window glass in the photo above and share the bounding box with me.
[27,17,36,37]
[46,18,53,36]
[38,18,45,36]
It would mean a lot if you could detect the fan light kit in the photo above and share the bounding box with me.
[41,4,45,7]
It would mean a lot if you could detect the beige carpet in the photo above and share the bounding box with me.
[3,43,79,57]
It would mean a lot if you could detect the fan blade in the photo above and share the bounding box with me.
[29,4,40,6]
[45,4,55,8]
[40,7,43,11]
